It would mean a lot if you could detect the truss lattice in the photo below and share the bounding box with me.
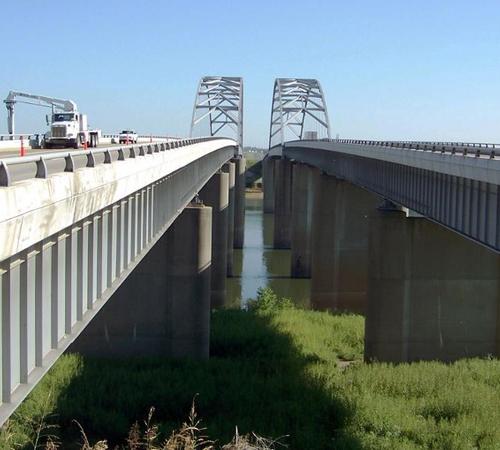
[190,76,243,153]
[269,78,331,148]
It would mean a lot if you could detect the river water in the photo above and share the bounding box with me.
[227,193,311,308]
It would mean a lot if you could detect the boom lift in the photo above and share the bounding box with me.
[4,91,101,148]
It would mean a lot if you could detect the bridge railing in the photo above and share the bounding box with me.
[0,137,223,187]
[102,134,179,141]
[0,134,177,142]
[0,134,37,141]
[296,138,500,159]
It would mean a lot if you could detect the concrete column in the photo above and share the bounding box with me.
[200,171,229,307]
[290,163,313,277]
[223,162,235,276]
[310,173,379,313]
[273,158,293,249]
[165,204,212,359]
[69,203,212,359]
[263,156,275,213]
[233,156,246,249]
[365,206,500,363]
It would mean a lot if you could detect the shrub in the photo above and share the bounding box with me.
[247,287,295,313]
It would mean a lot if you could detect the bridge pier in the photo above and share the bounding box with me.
[365,206,500,363]
[310,173,378,313]
[223,162,236,276]
[200,171,229,308]
[290,163,314,277]
[233,156,246,249]
[273,158,293,249]
[263,156,275,214]
[70,203,212,359]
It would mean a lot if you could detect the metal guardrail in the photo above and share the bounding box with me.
[0,134,37,141]
[0,134,176,141]
[0,137,222,187]
[102,134,178,140]
[306,138,500,159]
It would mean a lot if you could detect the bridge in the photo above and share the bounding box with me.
[262,78,500,366]
[0,73,499,425]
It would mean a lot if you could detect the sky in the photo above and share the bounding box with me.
[1,0,500,147]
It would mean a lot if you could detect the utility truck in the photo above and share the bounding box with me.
[46,111,101,149]
[4,91,101,149]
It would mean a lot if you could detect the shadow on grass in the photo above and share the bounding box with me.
[51,309,362,450]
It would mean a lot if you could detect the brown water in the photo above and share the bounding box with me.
[227,193,311,308]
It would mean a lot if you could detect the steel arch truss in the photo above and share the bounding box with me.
[269,78,331,148]
[190,76,243,153]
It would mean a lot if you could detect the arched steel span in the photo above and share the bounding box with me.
[269,78,331,149]
[190,76,243,154]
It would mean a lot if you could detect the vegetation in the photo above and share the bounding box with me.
[2,288,500,449]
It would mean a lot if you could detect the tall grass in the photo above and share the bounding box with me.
[3,288,500,449]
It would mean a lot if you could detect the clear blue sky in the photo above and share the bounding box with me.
[1,0,500,146]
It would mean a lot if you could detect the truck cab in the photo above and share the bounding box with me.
[49,112,81,147]
[44,112,100,149]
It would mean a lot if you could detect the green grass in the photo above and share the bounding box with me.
[3,288,500,449]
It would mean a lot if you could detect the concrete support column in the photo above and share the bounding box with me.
[263,156,275,213]
[290,163,313,277]
[365,206,500,363]
[165,204,212,358]
[223,162,236,276]
[233,156,246,249]
[273,158,293,249]
[69,203,212,359]
[310,173,379,313]
[200,171,229,307]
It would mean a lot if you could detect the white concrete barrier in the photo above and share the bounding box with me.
[0,139,236,262]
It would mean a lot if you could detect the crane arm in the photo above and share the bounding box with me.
[3,90,77,135]
[4,91,77,112]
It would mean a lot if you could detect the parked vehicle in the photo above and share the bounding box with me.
[119,130,138,144]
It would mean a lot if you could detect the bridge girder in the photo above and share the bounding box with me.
[190,76,244,154]
[269,78,331,148]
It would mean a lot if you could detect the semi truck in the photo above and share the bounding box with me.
[4,91,101,149]
[46,111,101,149]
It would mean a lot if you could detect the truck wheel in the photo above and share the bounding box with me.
[43,142,51,149]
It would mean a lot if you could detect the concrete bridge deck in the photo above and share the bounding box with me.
[0,137,239,424]
[284,139,500,252]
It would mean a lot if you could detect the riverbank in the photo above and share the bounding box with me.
[3,289,500,449]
